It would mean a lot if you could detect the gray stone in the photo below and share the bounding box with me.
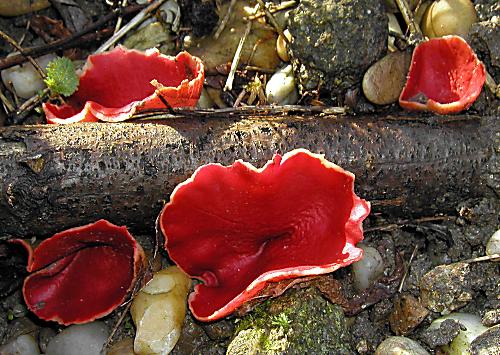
[420,262,474,314]
[288,0,387,98]
[46,322,109,355]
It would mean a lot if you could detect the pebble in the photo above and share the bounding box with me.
[131,266,191,355]
[276,29,292,62]
[421,0,478,38]
[1,54,56,99]
[389,294,429,336]
[486,229,500,255]
[419,262,473,314]
[362,51,412,106]
[265,65,299,105]
[45,321,109,355]
[0,334,40,355]
[351,244,385,291]
[471,324,500,355]
[0,0,49,17]
[375,336,430,355]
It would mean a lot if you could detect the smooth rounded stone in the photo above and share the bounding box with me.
[45,321,109,355]
[288,0,387,97]
[1,53,55,99]
[276,29,292,62]
[0,334,40,355]
[351,244,385,291]
[429,313,488,355]
[131,266,191,355]
[362,50,412,106]
[375,336,430,355]
[421,0,478,38]
[485,229,500,255]
[122,22,174,54]
[420,262,473,314]
[38,327,57,353]
[471,324,500,355]
[0,0,49,16]
[265,65,299,105]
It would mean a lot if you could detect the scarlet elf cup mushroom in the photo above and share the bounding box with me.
[43,46,204,123]
[14,220,145,325]
[160,149,370,321]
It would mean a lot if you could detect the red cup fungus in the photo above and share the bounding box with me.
[160,149,371,321]
[399,35,485,114]
[43,46,204,123]
[19,219,145,325]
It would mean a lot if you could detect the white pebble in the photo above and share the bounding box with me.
[46,321,109,355]
[351,244,385,292]
[1,53,55,99]
[486,229,500,256]
[265,65,298,105]
[0,334,40,355]
[375,336,430,355]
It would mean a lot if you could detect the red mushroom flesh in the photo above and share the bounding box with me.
[43,47,204,123]
[22,219,145,325]
[160,149,370,321]
[399,35,485,114]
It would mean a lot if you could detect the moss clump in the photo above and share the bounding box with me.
[227,287,353,354]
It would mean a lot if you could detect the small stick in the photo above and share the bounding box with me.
[255,0,289,44]
[247,0,297,20]
[395,0,424,45]
[398,245,418,293]
[95,0,167,53]
[0,89,15,113]
[214,0,237,40]
[0,30,46,79]
[224,21,252,92]
[114,0,129,34]
[463,254,500,263]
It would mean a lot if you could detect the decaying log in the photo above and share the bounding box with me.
[0,112,497,238]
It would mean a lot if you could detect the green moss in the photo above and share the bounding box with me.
[228,288,353,354]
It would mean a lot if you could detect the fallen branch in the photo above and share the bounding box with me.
[0,112,496,238]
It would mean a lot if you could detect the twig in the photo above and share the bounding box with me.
[0,5,142,71]
[395,0,424,45]
[8,88,50,125]
[398,245,418,293]
[150,79,175,115]
[114,0,129,34]
[224,21,252,92]
[463,254,500,263]
[95,0,168,53]
[364,215,453,233]
[0,30,46,79]
[233,88,247,107]
[0,88,15,113]
[255,0,289,44]
[485,71,499,98]
[214,0,237,40]
[247,0,297,20]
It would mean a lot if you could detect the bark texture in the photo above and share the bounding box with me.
[0,113,497,238]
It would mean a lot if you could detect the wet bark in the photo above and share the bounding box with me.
[0,113,497,238]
